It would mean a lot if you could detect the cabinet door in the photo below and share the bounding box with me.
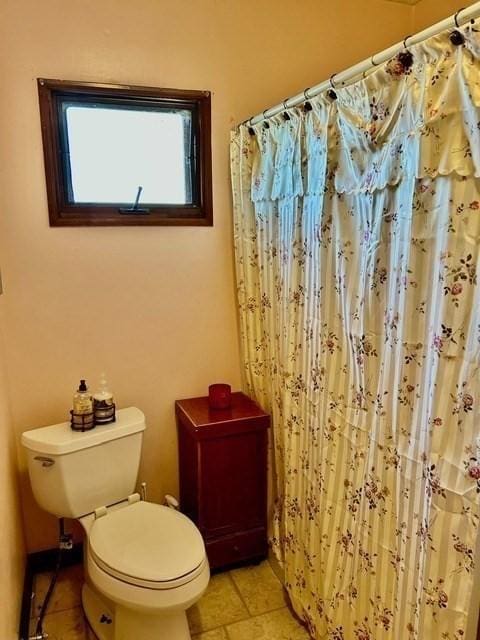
[200,429,266,539]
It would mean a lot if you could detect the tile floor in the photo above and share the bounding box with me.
[30,560,310,640]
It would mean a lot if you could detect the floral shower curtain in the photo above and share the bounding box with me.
[231,25,480,640]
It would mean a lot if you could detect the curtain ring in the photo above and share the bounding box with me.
[365,55,379,77]
[330,74,337,89]
[403,34,413,50]
[283,99,289,110]
[303,88,313,111]
[454,7,465,28]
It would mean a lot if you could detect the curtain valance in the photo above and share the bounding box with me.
[241,25,480,200]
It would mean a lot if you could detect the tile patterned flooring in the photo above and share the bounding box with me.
[30,560,310,640]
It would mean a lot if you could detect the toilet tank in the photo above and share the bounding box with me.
[21,407,146,519]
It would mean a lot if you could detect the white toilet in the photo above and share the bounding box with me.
[21,407,210,640]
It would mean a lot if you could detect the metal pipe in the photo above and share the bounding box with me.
[31,519,69,640]
[244,2,480,126]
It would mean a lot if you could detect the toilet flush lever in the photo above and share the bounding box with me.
[34,456,55,468]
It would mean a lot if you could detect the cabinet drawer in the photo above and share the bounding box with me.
[205,527,267,570]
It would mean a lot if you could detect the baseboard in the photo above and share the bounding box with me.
[18,543,83,640]
[18,560,35,640]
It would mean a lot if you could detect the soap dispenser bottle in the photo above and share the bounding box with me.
[71,380,94,431]
[93,374,116,424]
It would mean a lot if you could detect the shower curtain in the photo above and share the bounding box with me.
[231,26,480,640]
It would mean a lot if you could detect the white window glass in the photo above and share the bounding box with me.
[65,106,191,205]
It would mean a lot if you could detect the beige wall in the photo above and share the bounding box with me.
[413,0,459,30]
[0,305,25,639]
[0,0,414,552]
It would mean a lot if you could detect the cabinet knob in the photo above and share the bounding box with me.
[233,545,240,553]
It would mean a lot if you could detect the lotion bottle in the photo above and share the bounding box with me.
[93,373,115,424]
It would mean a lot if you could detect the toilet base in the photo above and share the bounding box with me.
[83,583,114,640]
[82,582,191,640]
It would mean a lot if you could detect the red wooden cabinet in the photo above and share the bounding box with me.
[175,392,269,570]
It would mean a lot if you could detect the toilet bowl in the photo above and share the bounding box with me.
[81,499,209,639]
[21,407,209,640]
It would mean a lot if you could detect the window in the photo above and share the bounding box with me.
[38,79,212,226]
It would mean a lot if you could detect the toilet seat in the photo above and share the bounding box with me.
[88,501,206,590]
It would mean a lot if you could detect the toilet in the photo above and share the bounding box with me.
[21,407,210,640]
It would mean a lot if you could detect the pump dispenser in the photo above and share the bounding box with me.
[93,373,116,424]
[73,379,93,414]
[71,379,94,431]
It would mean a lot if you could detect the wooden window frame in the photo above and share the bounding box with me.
[37,79,213,227]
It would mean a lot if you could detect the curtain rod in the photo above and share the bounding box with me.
[243,2,480,127]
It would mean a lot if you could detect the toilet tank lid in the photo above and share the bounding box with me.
[21,407,146,456]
